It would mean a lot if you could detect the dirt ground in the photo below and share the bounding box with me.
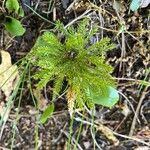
[0,0,150,150]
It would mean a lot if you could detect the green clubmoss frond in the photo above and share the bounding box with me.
[28,19,116,111]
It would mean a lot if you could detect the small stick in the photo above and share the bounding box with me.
[64,10,91,29]
[129,89,149,136]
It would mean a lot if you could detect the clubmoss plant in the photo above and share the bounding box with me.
[28,19,117,115]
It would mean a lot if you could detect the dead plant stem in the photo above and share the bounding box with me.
[129,86,149,136]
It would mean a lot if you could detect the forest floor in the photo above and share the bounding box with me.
[0,0,150,150]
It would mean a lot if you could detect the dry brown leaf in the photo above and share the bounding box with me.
[0,50,20,136]
[113,0,125,13]
[0,50,19,99]
[120,102,131,117]
[141,0,150,8]
[97,123,119,145]
[33,88,48,111]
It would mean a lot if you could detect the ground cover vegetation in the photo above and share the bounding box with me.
[0,0,150,149]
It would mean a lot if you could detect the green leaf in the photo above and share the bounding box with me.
[5,0,20,13]
[139,80,150,86]
[18,7,25,17]
[40,103,54,124]
[87,86,119,108]
[130,0,141,11]
[4,16,25,36]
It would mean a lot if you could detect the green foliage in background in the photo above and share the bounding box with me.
[28,19,119,111]
[0,0,25,36]
[6,0,20,13]
[4,16,25,36]
[130,0,141,11]
[39,103,54,124]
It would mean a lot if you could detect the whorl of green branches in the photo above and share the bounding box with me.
[28,19,116,109]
